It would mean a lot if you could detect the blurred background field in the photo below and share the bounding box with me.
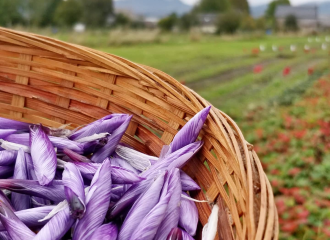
[2,0,330,239]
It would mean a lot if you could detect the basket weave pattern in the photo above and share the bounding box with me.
[0,28,278,240]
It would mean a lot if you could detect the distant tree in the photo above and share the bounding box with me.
[240,15,256,31]
[0,0,23,26]
[39,0,62,27]
[217,11,241,34]
[54,0,82,27]
[81,0,113,27]
[285,14,298,32]
[158,13,178,32]
[255,17,266,30]
[231,0,250,14]
[179,13,198,31]
[266,0,290,19]
[195,0,230,13]
[113,13,131,27]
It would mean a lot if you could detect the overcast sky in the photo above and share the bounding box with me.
[180,0,328,6]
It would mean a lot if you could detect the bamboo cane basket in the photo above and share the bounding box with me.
[0,28,278,240]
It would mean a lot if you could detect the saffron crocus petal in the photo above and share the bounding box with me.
[112,166,145,184]
[118,172,166,240]
[169,106,210,154]
[0,150,17,166]
[130,193,171,240]
[0,201,35,240]
[63,148,90,163]
[115,145,157,171]
[73,159,112,240]
[33,207,75,240]
[167,228,194,240]
[180,170,201,191]
[90,223,118,240]
[12,148,30,211]
[0,166,13,178]
[202,204,219,240]
[0,140,30,153]
[0,117,30,131]
[38,200,68,222]
[179,192,198,236]
[0,179,65,202]
[0,191,14,212]
[82,138,108,155]
[30,125,57,185]
[0,129,17,139]
[111,156,140,175]
[91,116,132,163]
[63,162,86,219]
[0,231,10,239]
[155,169,182,240]
[75,133,109,143]
[73,161,99,180]
[69,114,130,140]
[0,206,55,231]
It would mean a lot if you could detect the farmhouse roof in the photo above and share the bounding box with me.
[275,5,318,20]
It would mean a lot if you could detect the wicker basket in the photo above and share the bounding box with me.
[0,27,278,240]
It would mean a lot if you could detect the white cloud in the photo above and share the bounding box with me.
[180,0,328,6]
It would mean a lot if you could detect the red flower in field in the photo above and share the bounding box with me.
[271,179,280,187]
[308,67,314,76]
[270,169,280,175]
[278,133,290,143]
[284,115,293,129]
[283,67,291,76]
[275,198,287,214]
[253,65,263,74]
[252,48,260,55]
[255,128,263,138]
[293,130,306,139]
[323,227,330,237]
[297,209,310,219]
[289,167,301,176]
[282,221,299,233]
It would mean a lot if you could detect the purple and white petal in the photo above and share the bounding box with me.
[0,139,30,153]
[12,148,30,211]
[111,166,145,184]
[179,192,198,236]
[91,116,132,163]
[73,159,112,240]
[69,114,129,140]
[90,223,118,240]
[111,156,140,175]
[0,206,54,231]
[33,206,75,240]
[167,228,195,240]
[0,117,30,131]
[169,106,210,154]
[118,172,166,240]
[0,166,13,178]
[130,193,171,240]
[180,170,201,191]
[155,169,182,239]
[0,201,35,240]
[0,150,17,166]
[0,179,65,202]
[202,204,219,240]
[75,133,109,143]
[0,191,14,212]
[0,129,17,139]
[63,148,90,163]
[63,162,86,219]
[30,125,57,185]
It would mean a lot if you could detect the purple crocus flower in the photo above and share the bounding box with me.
[179,192,198,236]
[0,166,13,178]
[180,170,201,191]
[0,201,35,240]
[0,129,17,139]
[11,148,30,211]
[167,227,195,240]
[69,114,130,140]
[168,106,210,154]
[111,156,140,175]
[110,141,202,219]
[63,162,86,219]
[118,172,166,240]
[73,161,144,184]
[91,116,132,163]
[0,150,17,166]
[0,231,11,240]
[130,192,171,240]
[155,169,182,239]
[0,179,65,202]
[0,191,14,212]
[0,206,54,231]
[73,159,112,240]
[0,117,30,131]
[63,148,90,163]
[33,206,75,240]
[90,223,118,240]
[29,125,57,185]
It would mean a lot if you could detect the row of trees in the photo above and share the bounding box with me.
[158,0,293,33]
[0,0,113,27]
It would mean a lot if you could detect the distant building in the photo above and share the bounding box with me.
[275,5,318,33]
[198,14,218,34]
